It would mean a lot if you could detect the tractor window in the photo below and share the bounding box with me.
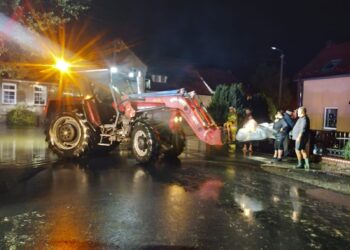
[111,73,138,97]
[90,82,113,103]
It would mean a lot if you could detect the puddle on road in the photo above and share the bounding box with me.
[0,126,56,167]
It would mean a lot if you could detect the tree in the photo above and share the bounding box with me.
[208,83,275,125]
[208,83,245,125]
[0,0,90,32]
[247,93,271,123]
[249,63,295,112]
[0,0,91,78]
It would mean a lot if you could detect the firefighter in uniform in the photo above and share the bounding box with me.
[224,106,238,151]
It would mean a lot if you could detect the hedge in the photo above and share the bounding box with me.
[6,106,37,127]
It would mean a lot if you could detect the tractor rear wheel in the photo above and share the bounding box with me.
[47,112,92,158]
[131,122,159,164]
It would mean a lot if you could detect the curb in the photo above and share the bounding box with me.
[260,164,350,195]
[184,147,350,195]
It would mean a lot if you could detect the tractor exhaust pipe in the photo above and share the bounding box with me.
[137,71,145,94]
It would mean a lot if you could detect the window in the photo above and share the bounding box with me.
[2,83,16,104]
[321,59,342,73]
[34,85,47,105]
[151,75,168,83]
[324,107,338,130]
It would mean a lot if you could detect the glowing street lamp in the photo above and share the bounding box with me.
[54,58,71,73]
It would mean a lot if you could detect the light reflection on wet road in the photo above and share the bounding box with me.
[0,128,350,249]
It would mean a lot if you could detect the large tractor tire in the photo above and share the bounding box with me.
[131,122,159,164]
[47,112,93,158]
[165,130,186,158]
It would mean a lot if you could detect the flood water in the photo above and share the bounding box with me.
[0,126,349,249]
[0,126,56,167]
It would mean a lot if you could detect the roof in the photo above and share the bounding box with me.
[147,63,237,95]
[296,42,350,79]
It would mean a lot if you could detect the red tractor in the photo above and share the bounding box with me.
[45,67,223,163]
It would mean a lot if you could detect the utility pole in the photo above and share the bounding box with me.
[271,46,285,108]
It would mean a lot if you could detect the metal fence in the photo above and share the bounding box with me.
[311,130,350,158]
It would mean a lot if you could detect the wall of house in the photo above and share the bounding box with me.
[0,80,58,123]
[198,95,212,107]
[303,76,350,132]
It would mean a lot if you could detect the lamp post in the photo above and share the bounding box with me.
[271,46,284,108]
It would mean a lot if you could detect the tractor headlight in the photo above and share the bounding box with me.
[128,71,135,78]
[174,116,183,123]
[110,66,118,74]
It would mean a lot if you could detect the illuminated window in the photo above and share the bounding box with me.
[34,85,47,105]
[324,107,337,130]
[1,83,16,104]
[151,75,168,83]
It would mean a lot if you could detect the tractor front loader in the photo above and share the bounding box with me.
[45,67,223,163]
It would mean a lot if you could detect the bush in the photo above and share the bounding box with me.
[343,141,350,160]
[6,106,37,126]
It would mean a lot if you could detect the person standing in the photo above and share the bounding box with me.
[292,107,310,169]
[224,106,238,152]
[283,110,295,157]
[242,108,257,152]
[273,111,288,162]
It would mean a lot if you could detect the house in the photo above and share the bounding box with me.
[104,39,147,76]
[147,62,237,107]
[296,42,350,158]
[296,42,350,132]
[0,78,58,123]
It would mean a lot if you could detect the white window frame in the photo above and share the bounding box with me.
[1,83,17,104]
[151,74,168,83]
[323,107,338,130]
[33,85,47,105]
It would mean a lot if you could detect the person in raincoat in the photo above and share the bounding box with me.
[224,107,238,151]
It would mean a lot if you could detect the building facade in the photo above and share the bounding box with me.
[0,79,58,123]
[296,42,350,133]
[296,42,350,158]
[302,75,350,132]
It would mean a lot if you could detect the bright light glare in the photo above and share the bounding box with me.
[55,58,71,73]
[110,67,118,73]
[271,46,277,50]
[128,72,135,78]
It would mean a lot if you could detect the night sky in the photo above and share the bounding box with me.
[87,0,350,79]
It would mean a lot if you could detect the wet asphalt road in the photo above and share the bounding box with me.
[0,127,350,249]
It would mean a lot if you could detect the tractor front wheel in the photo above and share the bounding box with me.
[131,122,159,164]
[165,131,186,157]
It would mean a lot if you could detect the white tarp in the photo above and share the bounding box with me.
[236,123,276,142]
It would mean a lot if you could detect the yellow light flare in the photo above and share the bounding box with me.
[54,58,71,73]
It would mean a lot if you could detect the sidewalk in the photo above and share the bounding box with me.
[254,154,350,195]
[185,136,350,195]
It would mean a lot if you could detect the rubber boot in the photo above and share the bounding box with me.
[304,158,310,171]
[295,159,304,169]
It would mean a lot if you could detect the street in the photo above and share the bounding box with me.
[0,128,350,249]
